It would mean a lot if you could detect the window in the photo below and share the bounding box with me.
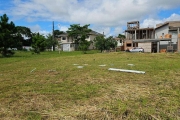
[127,43,131,47]
[62,37,66,40]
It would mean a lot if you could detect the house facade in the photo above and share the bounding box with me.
[56,30,103,51]
[123,21,180,53]
[155,21,180,52]
[56,33,75,52]
[124,21,155,52]
[114,37,124,51]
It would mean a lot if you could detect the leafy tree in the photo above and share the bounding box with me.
[16,26,32,38]
[54,30,64,37]
[94,36,117,52]
[106,36,118,50]
[31,33,46,54]
[16,26,32,45]
[79,39,92,53]
[94,36,106,53]
[46,33,58,50]
[67,24,92,53]
[14,26,32,50]
[12,32,23,50]
[0,14,17,56]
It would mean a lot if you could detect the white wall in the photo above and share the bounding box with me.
[63,43,70,51]
[62,43,75,51]
[23,46,32,51]
[117,40,123,46]
[169,31,178,44]
[86,35,96,41]
[155,24,169,45]
[61,36,73,43]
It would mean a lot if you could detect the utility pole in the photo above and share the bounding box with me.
[52,21,55,51]
[178,27,180,53]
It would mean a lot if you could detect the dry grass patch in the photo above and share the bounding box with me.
[0,51,180,119]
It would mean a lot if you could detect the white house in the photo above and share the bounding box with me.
[56,33,75,52]
[114,37,123,47]
[155,21,180,52]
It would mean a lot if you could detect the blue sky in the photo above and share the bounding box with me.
[1,0,180,37]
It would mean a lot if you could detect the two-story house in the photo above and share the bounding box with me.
[123,21,180,53]
[124,21,155,52]
[56,30,103,51]
[155,21,180,52]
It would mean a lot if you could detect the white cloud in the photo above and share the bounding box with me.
[29,24,41,32]
[39,30,51,37]
[57,24,68,32]
[114,27,124,36]
[141,19,163,28]
[141,13,180,28]
[6,0,180,26]
[165,13,180,21]
[90,26,110,36]
[1,0,180,36]
[29,24,51,36]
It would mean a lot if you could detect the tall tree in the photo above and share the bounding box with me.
[94,36,117,52]
[15,26,32,49]
[16,26,32,38]
[106,36,118,50]
[0,14,17,56]
[54,30,64,37]
[67,24,92,53]
[31,33,46,54]
[94,36,106,53]
[51,29,64,51]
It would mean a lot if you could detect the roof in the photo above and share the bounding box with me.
[56,33,68,37]
[89,30,104,36]
[56,30,103,37]
[155,21,180,30]
[156,22,169,28]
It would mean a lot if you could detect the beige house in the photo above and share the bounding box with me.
[56,30,103,51]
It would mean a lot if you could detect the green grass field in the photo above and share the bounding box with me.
[0,51,180,119]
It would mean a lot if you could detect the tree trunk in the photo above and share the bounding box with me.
[53,45,55,51]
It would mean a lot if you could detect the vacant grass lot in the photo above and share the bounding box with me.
[0,51,180,120]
